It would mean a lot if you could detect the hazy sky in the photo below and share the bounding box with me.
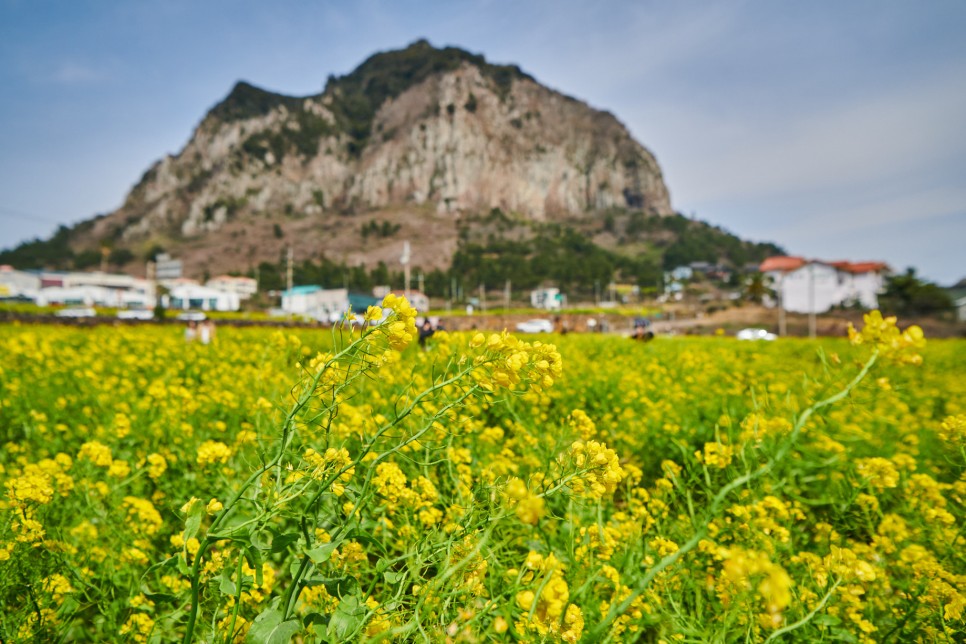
[1,0,964,283]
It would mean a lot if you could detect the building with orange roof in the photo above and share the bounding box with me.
[760,256,890,313]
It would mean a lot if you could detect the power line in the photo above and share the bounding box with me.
[0,206,67,226]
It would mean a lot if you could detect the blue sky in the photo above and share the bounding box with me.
[1,0,964,283]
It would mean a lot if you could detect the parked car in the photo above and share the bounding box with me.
[515,319,554,334]
[55,307,97,318]
[737,328,777,341]
[117,308,154,320]
[176,311,207,322]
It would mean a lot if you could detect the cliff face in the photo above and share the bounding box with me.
[77,41,673,274]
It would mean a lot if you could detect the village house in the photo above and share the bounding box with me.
[760,256,889,314]
[6,269,156,308]
[0,266,41,300]
[205,275,258,300]
[281,285,350,322]
[164,283,240,312]
[530,287,563,310]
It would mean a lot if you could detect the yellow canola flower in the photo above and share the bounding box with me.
[564,440,625,499]
[78,441,113,467]
[855,457,900,490]
[380,293,418,350]
[145,453,167,480]
[847,310,925,365]
[196,440,232,467]
[514,552,584,643]
[938,414,966,447]
[505,477,545,525]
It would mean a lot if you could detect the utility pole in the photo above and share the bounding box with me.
[808,263,816,339]
[417,271,424,296]
[778,273,786,337]
[286,246,293,293]
[504,279,511,311]
[401,241,411,297]
[479,283,486,314]
[146,260,157,308]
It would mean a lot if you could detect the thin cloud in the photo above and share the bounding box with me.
[49,61,109,85]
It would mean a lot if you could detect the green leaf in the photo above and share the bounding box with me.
[813,613,842,626]
[219,565,237,596]
[322,576,359,598]
[183,499,204,542]
[246,603,302,643]
[270,529,301,554]
[383,570,404,584]
[176,554,191,576]
[306,541,339,564]
[243,544,264,587]
[327,595,364,640]
[302,612,329,628]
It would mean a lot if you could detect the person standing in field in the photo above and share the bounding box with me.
[199,319,216,345]
[418,318,435,349]
[185,320,198,342]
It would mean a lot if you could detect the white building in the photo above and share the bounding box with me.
[0,266,41,299]
[206,275,258,300]
[281,286,349,322]
[531,287,563,310]
[761,256,889,314]
[37,285,154,308]
[390,290,430,312]
[164,284,240,311]
[23,270,156,308]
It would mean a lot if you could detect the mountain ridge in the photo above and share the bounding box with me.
[0,40,782,294]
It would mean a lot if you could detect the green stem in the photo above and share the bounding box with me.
[763,580,841,643]
[586,351,878,640]
[222,552,245,644]
[182,336,370,643]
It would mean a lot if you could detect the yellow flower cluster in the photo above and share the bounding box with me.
[563,440,625,498]
[695,441,734,469]
[847,310,925,364]
[938,413,966,447]
[718,547,793,628]
[303,446,354,495]
[5,469,55,506]
[514,552,584,643]
[470,331,563,391]
[78,440,112,467]
[145,453,167,480]
[855,457,900,490]
[739,413,792,442]
[504,476,545,525]
[196,440,232,467]
[379,293,418,350]
[122,496,163,536]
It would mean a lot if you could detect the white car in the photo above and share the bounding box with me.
[737,328,777,341]
[55,307,97,318]
[176,311,207,322]
[515,319,554,334]
[117,308,154,320]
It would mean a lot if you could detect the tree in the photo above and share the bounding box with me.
[879,268,953,317]
[744,273,773,304]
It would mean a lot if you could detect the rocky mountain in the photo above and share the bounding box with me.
[3,40,784,294]
[14,40,678,277]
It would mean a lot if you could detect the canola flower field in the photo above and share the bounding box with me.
[1,301,964,643]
